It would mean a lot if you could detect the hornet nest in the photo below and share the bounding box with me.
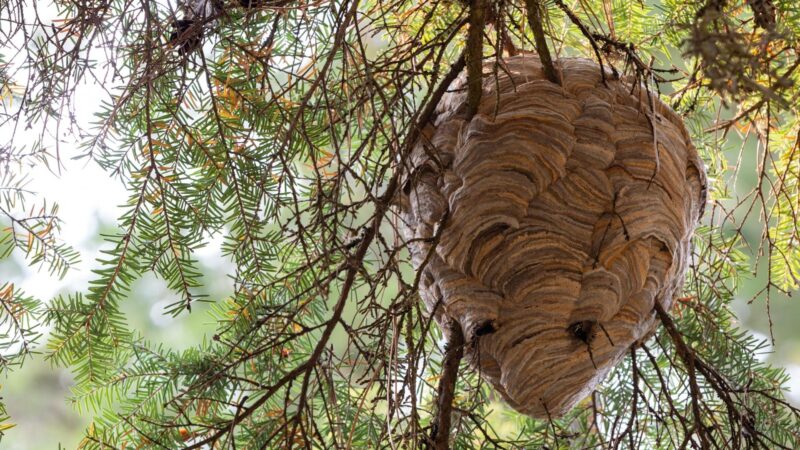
[398,54,706,417]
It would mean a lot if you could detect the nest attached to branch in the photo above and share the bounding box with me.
[398,55,707,418]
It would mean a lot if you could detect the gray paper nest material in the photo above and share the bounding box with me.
[398,55,707,418]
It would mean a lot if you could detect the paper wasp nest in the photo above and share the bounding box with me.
[398,55,706,417]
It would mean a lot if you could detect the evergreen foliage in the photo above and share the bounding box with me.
[1,0,800,447]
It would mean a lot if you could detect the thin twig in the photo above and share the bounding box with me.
[553,0,610,83]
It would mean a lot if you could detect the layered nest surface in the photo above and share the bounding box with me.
[398,55,707,417]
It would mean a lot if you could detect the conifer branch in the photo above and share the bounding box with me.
[429,318,465,450]
[465,0,487,117]
[525,0,559,84]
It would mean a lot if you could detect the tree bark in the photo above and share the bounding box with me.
[465,0,487,117]
[429,318,465,450]
[525,0,559,84]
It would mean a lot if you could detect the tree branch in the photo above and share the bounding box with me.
[429,317,465,450]
[465,0,487,117]
[185,45,470,450]
[525,0,559,84]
